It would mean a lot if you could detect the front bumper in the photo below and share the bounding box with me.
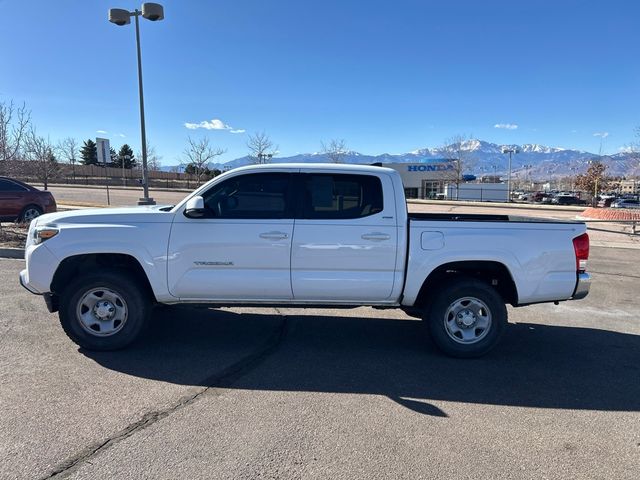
[572,272,591,300]
[19,269,40,294]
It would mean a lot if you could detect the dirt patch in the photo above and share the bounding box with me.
[0,222,28,249]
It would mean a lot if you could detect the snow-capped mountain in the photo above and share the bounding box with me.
[164,139,638,179]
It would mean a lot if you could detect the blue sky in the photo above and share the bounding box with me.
[1,0,638,165]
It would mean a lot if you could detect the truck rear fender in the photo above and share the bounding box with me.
[410,260,519,309]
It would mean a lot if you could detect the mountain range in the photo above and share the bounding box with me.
[166,139,639,179]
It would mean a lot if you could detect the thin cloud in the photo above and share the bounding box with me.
[229,129,245,134]
[96,129,108,134]
[593,132,609,138]
[494,123,518,130]
[184,118,236,131]
[117,133,126,138]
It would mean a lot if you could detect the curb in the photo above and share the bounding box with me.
[59,203,106,210]
[0,248,24,259]
[591,241,640,250]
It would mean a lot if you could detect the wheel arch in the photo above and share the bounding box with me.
[413,260,519,309]
[50,253,157,310]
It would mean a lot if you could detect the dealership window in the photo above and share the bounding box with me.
[422,180,443,199]
[404,187,419,199]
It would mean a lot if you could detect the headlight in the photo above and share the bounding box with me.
[33,226,59,244]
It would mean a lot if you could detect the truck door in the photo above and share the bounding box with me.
[167,172,295,300]
[291,172,398,302]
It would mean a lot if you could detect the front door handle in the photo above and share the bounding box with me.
[259,231,289,240]
[361,232,391,241]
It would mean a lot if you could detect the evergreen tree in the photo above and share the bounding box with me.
[80,139,98,165]
[109,147,118,167]
[116,144,136,169]
[184,162,211,177]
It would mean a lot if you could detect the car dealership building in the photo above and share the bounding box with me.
[384,160,457,199]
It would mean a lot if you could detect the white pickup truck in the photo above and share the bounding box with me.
[19,164,591,357]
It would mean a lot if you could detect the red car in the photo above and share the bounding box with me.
[0,177,57,222]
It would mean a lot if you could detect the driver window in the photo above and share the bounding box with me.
[201,173,292,219]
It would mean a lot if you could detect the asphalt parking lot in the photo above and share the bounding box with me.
[1,247,639,479]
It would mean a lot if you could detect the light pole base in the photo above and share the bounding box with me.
[137,197,156,206]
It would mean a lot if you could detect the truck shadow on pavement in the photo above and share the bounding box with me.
[83,306,640,416]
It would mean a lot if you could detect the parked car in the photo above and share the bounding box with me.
[0,177,57,222]
[532,192,551,202]
[517,192,534,202]
[611,199,640,209]
[552,195,586,206]
[19,164,591,358]
[597,197,616,208]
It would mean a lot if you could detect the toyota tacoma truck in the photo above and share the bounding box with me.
[19,164,591,357]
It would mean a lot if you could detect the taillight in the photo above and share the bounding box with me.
[573,233,589,272]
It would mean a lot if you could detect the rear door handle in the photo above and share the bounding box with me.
[259,231,289,240]
[361,232,391,241]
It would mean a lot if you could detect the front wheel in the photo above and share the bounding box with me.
[425,279,507,358]
[58,270,151,351]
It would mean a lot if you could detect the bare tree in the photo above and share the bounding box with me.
[147,144,162,171]
[24,128,58,190]
[183,136,226,186]
[56,137,78,179]
[440,134,476,193]
[0,101,31,173]
[247,131,277,163]
[320,139,348,163]
[135,140,163,171]
[627,126,640,178]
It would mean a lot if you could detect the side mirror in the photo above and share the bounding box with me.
[184,196,206,218]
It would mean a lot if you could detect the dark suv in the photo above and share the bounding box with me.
[552,195,586,206]
[0,177,57,222]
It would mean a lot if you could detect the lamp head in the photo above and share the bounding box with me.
[142,3,164,21]
[109,8,131,26]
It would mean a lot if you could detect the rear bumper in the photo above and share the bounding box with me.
[572,272,591,300]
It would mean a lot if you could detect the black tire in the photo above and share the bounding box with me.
[58,269,151,351]
[424,278,507,358]
[19,204,42,223]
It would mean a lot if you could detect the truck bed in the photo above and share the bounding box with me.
[408,212,581,224]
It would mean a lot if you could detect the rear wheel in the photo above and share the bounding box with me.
[424,279,507,358]
[19,205,42,223]
[58,270,150,351]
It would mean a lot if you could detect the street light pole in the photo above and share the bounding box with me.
[109,3,164,206]
[133,10,152,204]
[501,147,520,202]
[523,164,533,189]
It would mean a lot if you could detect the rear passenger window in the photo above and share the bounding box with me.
[300,174,384,219]
[0,179,27,192]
